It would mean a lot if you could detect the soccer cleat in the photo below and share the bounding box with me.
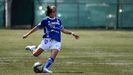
[43,68,53,73]
[25,45,36,52]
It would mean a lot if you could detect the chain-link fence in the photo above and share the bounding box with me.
[35,0,133,29]
[0,0,4,28]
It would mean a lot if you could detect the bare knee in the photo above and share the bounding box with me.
[51,49,59,59]
[32,48,43,57]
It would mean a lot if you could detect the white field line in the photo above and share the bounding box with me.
[0,51,133,59]
[56,62,133,65]
[0,61,133,65]
[0,51,133,65]
[0,56,133,66]
[59,52,133,58]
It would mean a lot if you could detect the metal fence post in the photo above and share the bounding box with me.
[116,0,120,29]
[5,0,12,28]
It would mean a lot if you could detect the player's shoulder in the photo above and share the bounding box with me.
[40,17,49,23]
[56,17,62,22]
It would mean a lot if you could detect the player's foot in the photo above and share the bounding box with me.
[25,45,36,52]
[43,68,53,73]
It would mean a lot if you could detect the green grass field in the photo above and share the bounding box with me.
[0,29,133,75]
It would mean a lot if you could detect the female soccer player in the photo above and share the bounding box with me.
[23,5,79,73]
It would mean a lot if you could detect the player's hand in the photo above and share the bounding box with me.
[23,34,28,39]
[73,34,80,40]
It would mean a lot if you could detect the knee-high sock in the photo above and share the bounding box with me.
[43,56,54,69]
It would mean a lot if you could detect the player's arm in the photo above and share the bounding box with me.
[61,28,80,39]
[23,26,39,39]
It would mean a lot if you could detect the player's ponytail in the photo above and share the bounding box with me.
[46,6,50,16]
[46,5,56,16]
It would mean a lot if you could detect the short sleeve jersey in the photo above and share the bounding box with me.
[36,17,64,42]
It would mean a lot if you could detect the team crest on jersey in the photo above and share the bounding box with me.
[48,20,60,29]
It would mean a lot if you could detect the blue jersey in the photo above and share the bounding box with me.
[36,17,64,42]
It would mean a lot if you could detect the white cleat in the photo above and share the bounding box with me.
[25,45,36,51]
[43,68,53,73]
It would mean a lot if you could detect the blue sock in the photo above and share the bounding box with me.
[43,56,54,69]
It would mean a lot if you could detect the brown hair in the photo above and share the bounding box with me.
[46,5,56,16]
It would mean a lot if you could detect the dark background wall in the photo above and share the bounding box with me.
[11,0,34,28]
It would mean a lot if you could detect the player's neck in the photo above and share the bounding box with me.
[48,16,56,20]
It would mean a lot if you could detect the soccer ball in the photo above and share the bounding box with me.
[33,62,43,73]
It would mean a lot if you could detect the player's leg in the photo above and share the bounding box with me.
[25,45,44,57]
[32,48,44,57]
[44,49,59,68]
[43,49,59,73]
[25,38,49,57]
[42,41,61,73]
